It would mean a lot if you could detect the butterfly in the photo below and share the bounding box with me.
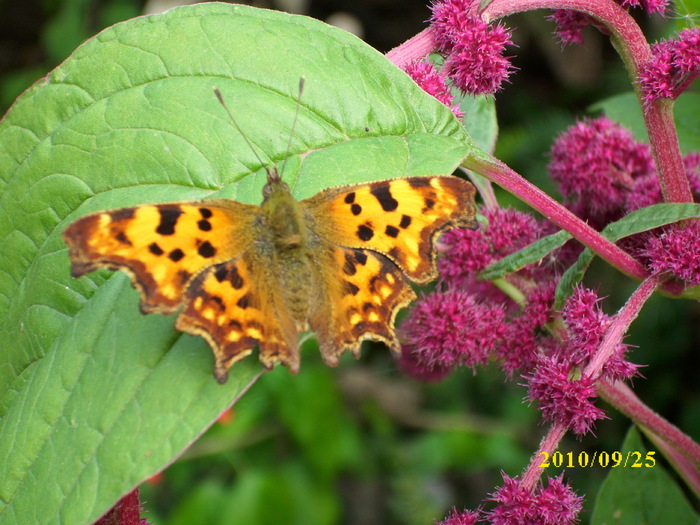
[63,164,476,384]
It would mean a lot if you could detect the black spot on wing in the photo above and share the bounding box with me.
[111,208,135,222]
[156,207,183,235]
[344,192,356,204]
[149,242,164,256]
[116,231,131,245]
[199,207,213,219]
[237,294,251,309]
[354,251,368,265]
[229,264,244,289]
[345,281,360,296]
[408,178,432,188]
[371,185,398,212]
[351,204,362,216]
[198,219,212,231]
[357,224,374,241]
[198,240,216,258]
[210,295,225,310]
[168,248,185,262]
[214,264,228,282]
[400,215,411,229]
[385,225,399,238]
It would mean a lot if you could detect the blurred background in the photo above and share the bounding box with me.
[1,1,698,523]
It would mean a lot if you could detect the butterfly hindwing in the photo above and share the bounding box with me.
[308,244,416,366]
[63,200,258,314]
[176,255,300,383]
[302,176,477,284]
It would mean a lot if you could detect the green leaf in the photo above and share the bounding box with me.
[590,92,700,153]
[555,203,700,307]
[479,230,572,281]
[0,4,470,524]
[458,94,498,154]
[591,427,699,525]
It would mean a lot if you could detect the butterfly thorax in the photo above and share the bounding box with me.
[260,177,313,324]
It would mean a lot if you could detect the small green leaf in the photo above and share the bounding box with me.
[0,3,471,524]
[555,203,700,308]
[479,230,572,281]
[591,427,699,525]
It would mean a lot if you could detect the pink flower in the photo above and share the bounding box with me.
[486,474,583,524]
[438,208,545,287]
[399,291,506,378]
[533,474,585,525]
[548,10,594,46]
[548,116,655,223]
[625,152,700,211]
[430,0,515,94]
[498,283,557,377]
[526,356,607,436]
[643,222,700,287]
[436,507,480,525]
[640,28,700,105]
[561,286,640,381]
[403,60,463,118]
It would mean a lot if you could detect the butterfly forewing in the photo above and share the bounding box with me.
[301,176,477,284]
[62,200,259,314]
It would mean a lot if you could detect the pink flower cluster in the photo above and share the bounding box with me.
[403,60,464,118]
[486,474,583,525]
[549,116,700,284]
[643,222,700,286]
[548,116,656,225]
[431,0,514,95]
[640,28,700,105]
[436,474,582,525]
[404,0,515,104]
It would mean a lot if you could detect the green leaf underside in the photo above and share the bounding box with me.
[555,203,700,308]
[0,3,471,524]
[591,427,698,525]
[479,230,572,281]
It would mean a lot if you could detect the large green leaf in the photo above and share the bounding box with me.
[0,3,471,524]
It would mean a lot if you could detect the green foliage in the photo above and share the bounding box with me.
[591,428,699,525]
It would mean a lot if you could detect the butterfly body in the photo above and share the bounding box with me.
[63,170,477,383]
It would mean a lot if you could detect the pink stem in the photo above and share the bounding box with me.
[597,380,700,483]
[521,422,568,491]
[385,28,436,68]
[465,154,648,280]
[584,273,663,378]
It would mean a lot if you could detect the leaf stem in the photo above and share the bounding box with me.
[463,153,648,280]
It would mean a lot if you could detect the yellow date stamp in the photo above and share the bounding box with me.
[539,450,656,468]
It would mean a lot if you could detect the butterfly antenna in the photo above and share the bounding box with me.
[279,76,305,179]
[213,87,270,177]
